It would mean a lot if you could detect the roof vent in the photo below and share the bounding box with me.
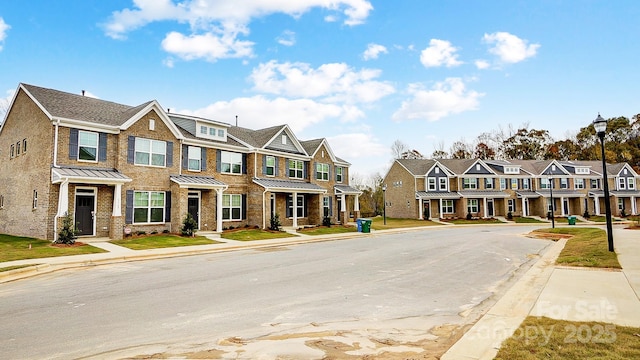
[81,90,85,96]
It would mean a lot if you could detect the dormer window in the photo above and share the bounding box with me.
[504,166,519,174]
[196,123,227,141]
[576,167,589,174]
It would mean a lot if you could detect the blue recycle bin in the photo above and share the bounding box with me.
[356,218,363,232]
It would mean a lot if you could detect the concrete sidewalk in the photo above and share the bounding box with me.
[442,227,640,360]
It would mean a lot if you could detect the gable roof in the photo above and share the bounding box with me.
[395,159,437,175]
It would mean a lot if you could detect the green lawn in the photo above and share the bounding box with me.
[112,234,221,250]
[496,316,640,360]
[297,225,357,235]
[0,234,106,263]
[445,218,505,225]
[533,227,621,268]
[514,217,547,223]
[221,229,297,241]
[369,217,441,230]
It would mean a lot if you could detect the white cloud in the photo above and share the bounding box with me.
[103,0,372,62]
[483,32,540,64]
[0,89,16,121]
[0,17,10,51]
[475,59,490,69]
[249,60,395,103]
[276,30,296,46]
[327,133,387,159]
[81,90,99,99]
[420,39,462,68]
[392,78,484,121]
[184,95,349,133]
[362,43,388,60]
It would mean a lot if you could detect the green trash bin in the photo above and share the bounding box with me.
[568,216,576,225]
[361,219,372,233]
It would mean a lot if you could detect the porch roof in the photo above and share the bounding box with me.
[51,166,132,185]
[516,191,540,199]
[334,184,362,195]
[536,190,585,198]
[170,175,227,189]
[416,191,461,199]
[253,178,327,194]
[457,190,510,198]
[611,190,640,197]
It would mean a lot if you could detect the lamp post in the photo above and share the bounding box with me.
[548,176,555,229]
[382,184,387,225]
[593,114,614,252]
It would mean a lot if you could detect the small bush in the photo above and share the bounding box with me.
[583,210,591,218]
[466,212,472,220]
[322,208,332,227]
[150,230,158,235]
[136,231,146,236]
[162,229,170,234]
[621,209,627,217]
[56,212,78,245]
[270,213,282,231]
[507,211,513,220]
[181,213,198,236]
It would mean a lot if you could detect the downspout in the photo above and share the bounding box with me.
[178,140,183,175]
[262,187,268,229]
[52,119,61,242]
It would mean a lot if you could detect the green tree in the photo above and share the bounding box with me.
[501,128,552,160]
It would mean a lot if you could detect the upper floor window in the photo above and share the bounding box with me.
[316,163,329,181]
[289,159,304,179]
[22,139,27,153]
[265,156,276,176]
[500,178,506,190]
[560,178,568,189]
[133,191,165,223]
[522,178,530,190]
[221,151,242,174]
[591,179,599,189]
[504,166,519,174]
[439,177,447,191]
[16,141,21,155]
[78,130,99,162]
[32,190,38,209]
[511,178,518,190]
[486,178,494,189]
[188,146,201,171]
[10,144,14,158]
[540,178,551,189]
[576,167,589,174]
[0,194,4,209]
[135,138,166,167]
[575,178,585,189]
[628,178,636,190]
[427,177,436,191]
[336,167,343,183]
[462,178,477,189]
[618,177,626,190]
[197,123,226,141]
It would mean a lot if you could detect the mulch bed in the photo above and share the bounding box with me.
[50,241,87,248]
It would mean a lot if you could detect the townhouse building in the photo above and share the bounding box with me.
[0,83,361,241]
[383,158,639,220]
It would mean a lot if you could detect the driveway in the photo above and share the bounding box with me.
[0,225,550,359]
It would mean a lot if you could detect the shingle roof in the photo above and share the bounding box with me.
[22,83,144,126]
[228,125,287,148]
[174,123,246,148]
[300,138,323,155]
[253,178,327,193]
[396,159,436,175]
[438,159,477,174]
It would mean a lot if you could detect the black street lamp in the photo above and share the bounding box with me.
[382,184,387,225]
[593,114,614,252]
[548,176,555,228]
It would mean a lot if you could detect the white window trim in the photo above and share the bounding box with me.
[618,177,626,190]
[316,163,329,181]
[427,177,436,191]
[221,151,243,174]
[187,146,202,172]
[510,178,518,190]
[288,194,306,218]
[289,159,304,179]
[78,130,99,163]
[133,191,165,224]
[486,178,494,189]
[508,199,516,212]
[265,155,276,177]
[222,194,243,221]
[442,199,454,214]
[134,138,167,167]
[467,199,479,213]
[575,178,585,189]
[439,177,448,191]
[336,167,343,183]
[523,179,530,190]
[560,178,568,189]
[463,178,477,189]
[628,178,636,190]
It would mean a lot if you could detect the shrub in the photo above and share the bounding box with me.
[270,213,282,231]
[322,208,332,227]
[507,211,513,220]
[136,231,147,236]
[466,212,472,220]
[583,210,591,218]
[56,212,78,245]
[181,213,198,237]
[621,208,627,217]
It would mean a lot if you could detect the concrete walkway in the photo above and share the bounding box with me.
[441,227,640,360]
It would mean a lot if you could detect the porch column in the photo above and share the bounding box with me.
[594,196,600,215]
[418,199,423,220]
[560,197,565,216]
[521,198,527,216]
[292,192,298,228]
[632,196,637,215]
[439,199,443,218]
[341,194,346,211]
[57,179,69,216]
[112,184,122,216]
[216,188,224,232]
[483,198,488,218]
[354,194,360,211]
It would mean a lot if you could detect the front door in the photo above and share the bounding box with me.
[423,201,430,219]
[75,195,95,236]
[563,199,569,215]
[487,199,494,217]
[188,192,200,229]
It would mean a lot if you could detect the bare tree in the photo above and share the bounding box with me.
[431,141,449,159]
[390,139,409,159]
[0,95,9,123]
[450,138,472,159]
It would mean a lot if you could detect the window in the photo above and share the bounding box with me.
[188,146,201,171]
[435,167,440,174]
[149,119,155,131]
[508,199,516,212]
[336,167,343,183]
[442,200,454,214]
[316,163,329,181]
[221,151,242,174]
[540,178,550,189]
[323,196,331,216]
[618,199,624,212]
[282,135,287,144]
[200,126,207,135]
[32,190,38,209]
[209,127,216,136]
[287,194,305,217]
[628,178,636,190]
[439,177,447,191]
[522,178,530,190]
[135,138,166,166]
[547,199,555,212]
[575,178,585,189]
[463,178,477,189]
[500,178,506,190]
[10,144,14,158]
[427,178,436,191]
[222,194,243,221]
[618,178,626,190]
[467,199,479,214]
[486,178,494,189]
[511,178,518,190]
[265,156,276,176]
[0,194,3,209]
[560,178,568,189]
[16,141,20,155]
[505,166,519,174]
[133,191,165,223]
[288,159,304,179]
[22,139,27,153]
[218,129,224,137]
[78,130,99,161]
[591,179,599,189]
[576,167,589,174]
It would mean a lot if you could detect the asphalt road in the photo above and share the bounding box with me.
[0,225,550,359]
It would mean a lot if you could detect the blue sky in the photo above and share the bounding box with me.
[1,1,639,180]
